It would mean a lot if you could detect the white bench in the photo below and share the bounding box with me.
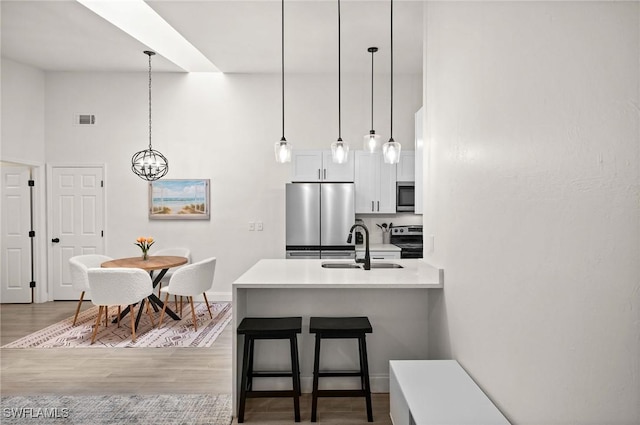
[389,360,511,425]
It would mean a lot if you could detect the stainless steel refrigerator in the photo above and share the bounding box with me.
[285,183,355,259]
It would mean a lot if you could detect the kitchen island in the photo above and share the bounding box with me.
[232,258,444,414]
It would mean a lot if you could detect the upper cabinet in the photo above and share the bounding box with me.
[414,107,424,214]
[291,150,355,182]
[397,151,415,182]
[354,151,396,214]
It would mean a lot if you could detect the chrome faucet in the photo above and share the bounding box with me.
[347,224,370,270]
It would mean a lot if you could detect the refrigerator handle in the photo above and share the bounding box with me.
[377,201,380,211]
[323,169,327,180]
[371,201,374,212]
[318,169,321,180]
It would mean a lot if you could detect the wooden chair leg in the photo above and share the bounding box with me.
[158,292,170,328]
[91,306,103,344]
[104,305,109,327]
[117,306,121,328]
[73,291,85,326]
[203,292,213,319]
[130,304,136,342]
[189,296,198,331]
[146,299,155,327]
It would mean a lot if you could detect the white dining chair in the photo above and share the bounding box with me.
[68,254,113,326]
[86,268,154,344]
[152,247,192,298]
[158,257,216,331]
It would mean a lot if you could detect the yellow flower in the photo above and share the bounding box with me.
[147,237,154,244]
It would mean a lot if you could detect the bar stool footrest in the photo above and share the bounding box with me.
[250,371,296,378]
[245,390,299,398]
[315,389,368,398]
[318,370,363,377]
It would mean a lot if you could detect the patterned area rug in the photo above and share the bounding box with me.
[0,394,232,425]
[2,302,231,348]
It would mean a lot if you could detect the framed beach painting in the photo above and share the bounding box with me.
[149,179,210,220]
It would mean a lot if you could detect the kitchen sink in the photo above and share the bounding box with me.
[321,262,362,269]
[369,263,403,269]
[321,262,403,269]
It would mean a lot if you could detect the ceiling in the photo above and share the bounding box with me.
[0,0,423,74]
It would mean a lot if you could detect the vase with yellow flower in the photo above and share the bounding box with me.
[135,237,154,261]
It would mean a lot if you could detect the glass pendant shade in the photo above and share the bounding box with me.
[331,139,349,164]
[382,137,401,164]
[364,131,381,153]
[132,148,169,180]
[275,138,292,163]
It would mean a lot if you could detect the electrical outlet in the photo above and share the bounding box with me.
[248,222,255,231]
[256,222,263,231]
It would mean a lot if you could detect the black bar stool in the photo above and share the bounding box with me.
[309,316,373,422]
[237,317,302,423]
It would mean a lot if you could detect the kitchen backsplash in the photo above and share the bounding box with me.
[356,213,423,244]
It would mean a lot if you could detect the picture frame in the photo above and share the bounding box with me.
[149,179,210,220]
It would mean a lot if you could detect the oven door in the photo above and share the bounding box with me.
[401,250,423,259]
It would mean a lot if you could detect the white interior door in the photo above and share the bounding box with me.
[50,166,104,300]
[1,165,32,303]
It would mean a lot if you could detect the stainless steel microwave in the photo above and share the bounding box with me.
[396,182,415,212]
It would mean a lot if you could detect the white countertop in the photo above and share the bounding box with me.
[355,243,401,252]
[233,259,443,289]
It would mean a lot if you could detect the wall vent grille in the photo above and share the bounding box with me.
[74,114,96,125]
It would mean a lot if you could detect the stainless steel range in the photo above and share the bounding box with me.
[390,225,423,258]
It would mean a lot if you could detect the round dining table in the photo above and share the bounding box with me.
[101,255,188,330]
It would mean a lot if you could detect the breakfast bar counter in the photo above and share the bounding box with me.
[231,259,444,415]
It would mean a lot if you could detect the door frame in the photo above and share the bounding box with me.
[46,163,107,301]
[0,157,46,303]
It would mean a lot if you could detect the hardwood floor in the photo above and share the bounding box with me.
[0,301,392,424]
[0,301,232,396]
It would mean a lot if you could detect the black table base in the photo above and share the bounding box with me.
[112,268,181,330]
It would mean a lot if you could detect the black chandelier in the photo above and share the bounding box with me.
[131,50,169,181]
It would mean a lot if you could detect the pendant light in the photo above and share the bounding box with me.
[274,0,292,163]
[364,47,381,153]
[131,51,169,181]
[382,0,401,164]
[330,0,349,164]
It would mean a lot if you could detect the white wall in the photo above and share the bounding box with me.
[1,58,45,163]
[424,2,639,424]
[43,71,421,298]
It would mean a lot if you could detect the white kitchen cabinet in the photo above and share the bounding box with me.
[414,107,424,214]
[291,150,354,182]
[396,151,415,182]
[354,151,396,214]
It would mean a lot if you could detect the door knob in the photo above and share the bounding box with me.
[51,238,60,243]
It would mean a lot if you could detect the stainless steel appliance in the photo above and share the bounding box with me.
[286,183,356,259]
[390,225,423,258]
[396,182,415,212]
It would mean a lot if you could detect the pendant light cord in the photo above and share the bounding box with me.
[147,52,153,150]
[337,0,342,140]
[281,0,286,141]
[389,0,393,139]
[370,49,375,131]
